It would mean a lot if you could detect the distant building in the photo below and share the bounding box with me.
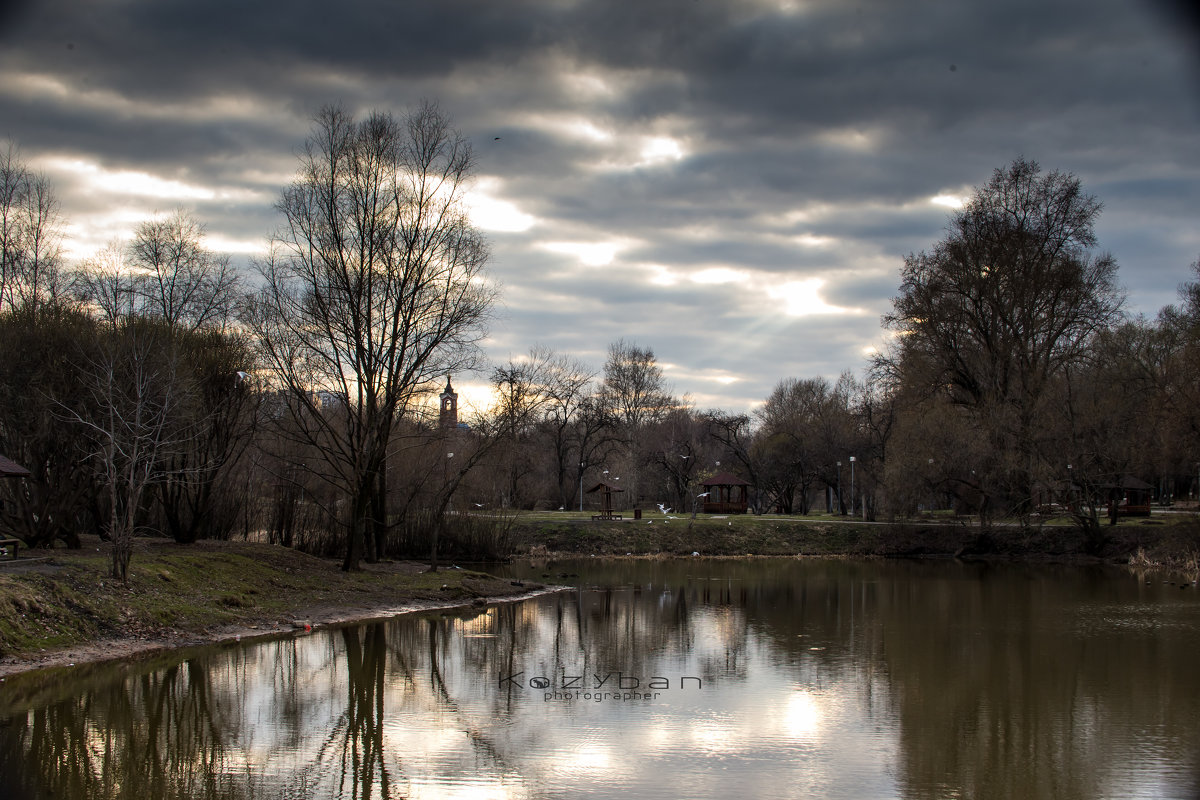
[439,376,459,430]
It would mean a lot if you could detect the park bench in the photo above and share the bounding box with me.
[0,537,20,560]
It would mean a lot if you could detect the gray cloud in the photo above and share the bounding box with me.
[1,0,1196,411]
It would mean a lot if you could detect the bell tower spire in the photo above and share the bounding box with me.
[439,375,458,430]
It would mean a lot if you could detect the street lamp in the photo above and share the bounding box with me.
[579,462,585,512]
[927,458,934,512]
[836,461,843,515]
[849,456,856,517]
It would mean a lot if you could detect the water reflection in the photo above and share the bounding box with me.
[2,559,1199,799]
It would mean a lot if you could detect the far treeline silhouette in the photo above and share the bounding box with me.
[3,123,1199,574]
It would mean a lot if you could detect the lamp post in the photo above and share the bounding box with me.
[579,462,585,512]
[927,458,934,512]
[836,461,843,515]
[1066,464,1072,513]
[849,456,856,517]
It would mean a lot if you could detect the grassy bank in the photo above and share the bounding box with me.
[0,536,539,671]
[4,512,1197,673]
[508,511,1200,567]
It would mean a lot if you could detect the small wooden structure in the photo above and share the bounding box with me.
[701,471,750,514]
[1103,475,1154,517]
[0,454,29,559]
[586,481,625,520]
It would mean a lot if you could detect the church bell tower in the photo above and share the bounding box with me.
[439,375,459,430]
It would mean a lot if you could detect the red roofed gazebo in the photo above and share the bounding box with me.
[701,471,750,514]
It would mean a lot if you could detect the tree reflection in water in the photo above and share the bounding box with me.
[0,559,1198,799]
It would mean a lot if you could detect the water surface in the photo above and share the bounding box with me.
[1,558,1198,799]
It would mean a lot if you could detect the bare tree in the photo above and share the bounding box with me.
[77,242,137,324]
[0,142,67,313]
[882,157,1124,513]
[705,411,762,511]
[73,320,179,581]
[153,329,259,543]
[537,351,596,509]
[599,339,673,504]
[245,103,494,571]
[490,347,560,509]
[128,209,240,331]
[600,339,671,432]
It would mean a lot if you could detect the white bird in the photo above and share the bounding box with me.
[235,371,250,384]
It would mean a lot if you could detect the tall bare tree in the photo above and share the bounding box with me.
[77,243,137,325]
[882,157,1124,513]
[246,103,493,571]
[0,142,66,314]
[599,339,673,504]
[128,209,240,331]
[536,351,596,509]
[73,319,179,581]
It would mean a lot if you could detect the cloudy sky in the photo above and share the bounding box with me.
[1,0,1197,412]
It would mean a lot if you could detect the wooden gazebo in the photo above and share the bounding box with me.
[1102,475,1154,517]
[586,481,625,520]
[0,454,29,559]
[701,471,750,514]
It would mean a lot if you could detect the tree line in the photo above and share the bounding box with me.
[2,112,1198,576]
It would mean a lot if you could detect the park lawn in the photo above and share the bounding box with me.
[506,510,1200,564]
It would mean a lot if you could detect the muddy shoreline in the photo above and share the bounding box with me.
[0,585,566,680]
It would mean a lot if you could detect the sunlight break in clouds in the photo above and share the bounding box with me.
[524,113,614,144]
[538,240,629,266]
[931,194,966,209]
[42,156,267,204]
[467,178,538,233]
[638,135,686,166]
[767,278,857,317]
[690,267,746,285]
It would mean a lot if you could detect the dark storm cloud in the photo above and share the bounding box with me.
[0,0,1196,410]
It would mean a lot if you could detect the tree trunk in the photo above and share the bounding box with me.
[342,489,372,571]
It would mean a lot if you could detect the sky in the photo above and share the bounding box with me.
[1,0,1198,413]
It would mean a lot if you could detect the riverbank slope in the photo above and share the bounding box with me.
[0,536,545,677]
[508,513,1200,566]
[4,515,1197,677]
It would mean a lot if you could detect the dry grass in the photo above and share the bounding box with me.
[0,535,535,665]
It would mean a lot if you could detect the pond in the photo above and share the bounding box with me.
[1,558,1198,799]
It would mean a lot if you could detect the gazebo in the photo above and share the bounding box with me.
[701,471,750,514]
[1102,475,1154,517]
[586,481,625,520]
[0,454,29,559]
